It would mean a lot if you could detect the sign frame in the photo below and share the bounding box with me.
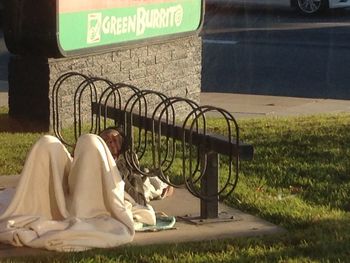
[56,0,205,57]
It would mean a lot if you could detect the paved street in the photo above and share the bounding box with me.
[202,4,350,99]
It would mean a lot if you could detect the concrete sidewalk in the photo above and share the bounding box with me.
[3,78,350,117]
[0,175,285,258]
[200,92,350,118]
[0,80,8,107]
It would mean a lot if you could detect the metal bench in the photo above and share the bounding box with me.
[52,72,254,222]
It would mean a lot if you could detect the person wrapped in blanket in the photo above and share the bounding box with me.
[0,127,173,252]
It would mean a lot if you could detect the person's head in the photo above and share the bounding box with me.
[99,126,126,160]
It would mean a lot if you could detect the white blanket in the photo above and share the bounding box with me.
[0,134,156,252]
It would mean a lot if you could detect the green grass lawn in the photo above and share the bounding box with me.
[1,108,350,262]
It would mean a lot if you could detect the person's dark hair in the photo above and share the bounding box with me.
[99,126,128,154]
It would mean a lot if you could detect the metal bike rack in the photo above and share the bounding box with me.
[52,72,254,221]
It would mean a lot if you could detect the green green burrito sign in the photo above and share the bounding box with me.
[58,0,203,54]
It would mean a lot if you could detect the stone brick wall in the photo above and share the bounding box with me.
[8,35,202,130]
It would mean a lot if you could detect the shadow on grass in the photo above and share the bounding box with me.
[0,112,49,133]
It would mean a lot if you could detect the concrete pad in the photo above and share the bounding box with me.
[0,245,53,259]
[133,188,286,245]
[0,175,19,189]
[0,175,285,258]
